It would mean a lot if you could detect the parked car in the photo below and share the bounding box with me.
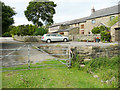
[41,34,69,43]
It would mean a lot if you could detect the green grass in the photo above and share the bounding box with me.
[84,56,119,88]
[2,68,110,88]
[2,59,65,71]
[2,59,111,88]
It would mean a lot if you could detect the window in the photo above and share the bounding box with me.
[92,19,96,24]
[46,34,50,36]
[81,24,84,29]
[88,32,90,34]
[60,32,64,35]
[57,34,62,37]
[51,34,56,36]
[81,30,84,34]
[110,16,115,21]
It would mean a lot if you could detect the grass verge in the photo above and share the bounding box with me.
[2,59,111,88]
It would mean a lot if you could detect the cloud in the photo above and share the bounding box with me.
[2,0,119,25]
[13,17,32,26]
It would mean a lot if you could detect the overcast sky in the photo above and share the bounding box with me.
[2,0,119,26]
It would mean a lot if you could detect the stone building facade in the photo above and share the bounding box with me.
[49,4,120,42]
[110,21,120,41]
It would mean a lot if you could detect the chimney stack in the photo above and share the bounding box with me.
[91,6,95,14]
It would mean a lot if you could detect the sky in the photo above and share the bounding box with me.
[2,0,119,26]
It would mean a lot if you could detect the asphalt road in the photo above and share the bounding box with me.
[0,37,54,67]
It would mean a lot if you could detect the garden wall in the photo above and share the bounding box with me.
[13,35,42,42]
[72,45,119,59]
[69,34,100,42]
[38,44,119,59]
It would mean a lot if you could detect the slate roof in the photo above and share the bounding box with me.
[54,27,79,33]
[49,17,88,28]
[49,21,69,28]
[65,17,88,25]
[87,5,120,20]
[50,4,119,28]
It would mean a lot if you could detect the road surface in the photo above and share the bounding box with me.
[0,37,54,67]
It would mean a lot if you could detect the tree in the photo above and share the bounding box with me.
[91,25,111,42]
[100,31,111,42]
[24,0,56,27]
[1,1,16,35]
[91,27,101,34]
[10,24,37,36]
[91,26,110,34]
[33,27,48,36]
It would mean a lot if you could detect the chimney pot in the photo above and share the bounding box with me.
[91,6,95,14]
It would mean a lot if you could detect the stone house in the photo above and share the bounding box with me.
[49,4,120,42]
[49,17,88,35]
[85,5,119,35]
[110,21,120,41]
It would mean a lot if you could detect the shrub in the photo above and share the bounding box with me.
[2,32,11,37]
[91,27,101,34]
[91,26,110,34]
[100,31,111,42]
[33,27,48,36]
[10,24,37,36]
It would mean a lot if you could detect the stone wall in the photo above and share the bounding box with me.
[69,34,100,42]
[69,27,79,35]
[72,45,119,59]
[38,45,69,58]
[38,44,119,59]
[13,35,42,42]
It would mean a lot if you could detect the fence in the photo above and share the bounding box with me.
[0,43,72,72]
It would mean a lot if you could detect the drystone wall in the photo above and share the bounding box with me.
[38,45,69,58]
[13,35,42,42]
[38,44,119,59]
[69,34,100,42]
[72,45,119,59]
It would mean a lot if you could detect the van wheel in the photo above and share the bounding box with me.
[63,38,68,42]
[46,39,51,43]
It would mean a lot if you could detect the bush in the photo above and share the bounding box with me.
[2,32,11,37]
[10,24,37,36]
[100,31,111,42]
[91,26,111,42]
[91,26,110,34]
[91,27,101,34]
[33,27,48,36]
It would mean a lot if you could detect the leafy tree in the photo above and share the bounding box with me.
[10,24,37,36]
[1,1,16,35]
[91,27,100,34]
[91,25,110,34]
[24,0,56,27]
[91,25,111,42]
[33,27,48,36]
[100,31,111,42]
